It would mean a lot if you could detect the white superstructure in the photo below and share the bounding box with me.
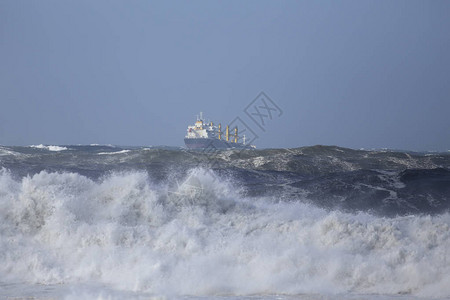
[185,112,219,139]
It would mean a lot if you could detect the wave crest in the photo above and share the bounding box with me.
[29,144,68,151]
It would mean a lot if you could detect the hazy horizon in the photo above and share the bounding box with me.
[1,1,450,151]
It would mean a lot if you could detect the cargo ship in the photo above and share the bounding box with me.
[184,112,254,149]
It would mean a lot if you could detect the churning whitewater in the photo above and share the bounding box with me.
[0,145,450,299]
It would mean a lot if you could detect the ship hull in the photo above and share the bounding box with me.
[184,138,248,149]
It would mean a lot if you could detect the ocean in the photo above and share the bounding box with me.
[0,145,449,300]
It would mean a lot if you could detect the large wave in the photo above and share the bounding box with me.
[1,145,449,217]
[1,167,450,298]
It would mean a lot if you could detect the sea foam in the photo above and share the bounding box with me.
[0,168,449,298]
[29,144,68,151]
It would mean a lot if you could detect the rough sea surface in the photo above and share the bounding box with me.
[0,145,449,300]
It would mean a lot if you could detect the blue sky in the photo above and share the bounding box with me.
[1,0,449,150]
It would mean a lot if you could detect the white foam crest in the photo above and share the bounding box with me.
[0,168,449,298]
[97,150,131,155]
[30,144,68,151]
[89,144,116,147]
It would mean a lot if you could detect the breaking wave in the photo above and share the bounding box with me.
[29,144,68,151]
[1,167,450,298]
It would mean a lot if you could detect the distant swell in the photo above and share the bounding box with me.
[1,168,450,297]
